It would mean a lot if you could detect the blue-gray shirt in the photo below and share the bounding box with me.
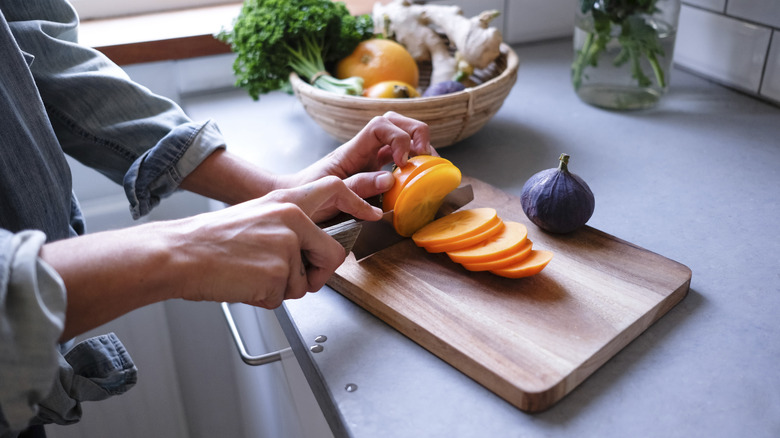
[0,1,225,435]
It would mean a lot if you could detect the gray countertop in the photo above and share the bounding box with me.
[183,38,780,437]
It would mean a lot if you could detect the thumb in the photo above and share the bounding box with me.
[343,171,395,200]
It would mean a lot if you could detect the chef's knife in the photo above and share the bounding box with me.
[321,184,474,260]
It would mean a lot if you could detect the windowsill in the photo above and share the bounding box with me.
[79,0,382,66]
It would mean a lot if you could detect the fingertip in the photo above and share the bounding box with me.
[396,150,409,167]
[375,171,395,191]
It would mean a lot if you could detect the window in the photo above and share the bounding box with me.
[70,0,237,20]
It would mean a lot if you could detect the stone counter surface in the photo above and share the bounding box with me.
[183,39,780,437]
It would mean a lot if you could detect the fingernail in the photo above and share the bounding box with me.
[375,172,395,190]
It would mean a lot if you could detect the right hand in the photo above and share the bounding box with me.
[172,176,380,308]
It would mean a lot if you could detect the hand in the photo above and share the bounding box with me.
[176,176,381,308]
[42,176,383,339]
[280,112,437,214]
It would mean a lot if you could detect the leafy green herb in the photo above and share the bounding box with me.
[217,0,374,100]
[572,0,666,91]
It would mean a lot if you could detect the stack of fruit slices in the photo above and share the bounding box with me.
[412,208,553,278]
[383,155,553,278]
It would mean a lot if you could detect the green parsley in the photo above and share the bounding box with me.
[218,0,374,100]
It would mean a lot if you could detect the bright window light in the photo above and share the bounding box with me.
[70,0,237,20]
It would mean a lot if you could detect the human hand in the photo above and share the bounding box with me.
[281,112,437,209]
[172,176,380,308]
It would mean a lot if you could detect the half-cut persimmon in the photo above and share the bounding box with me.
[382,155,451,212]
[393,164,462,237]
[412,207,498,247]
[446,221,529,264]
[461,239,533,272]
[423,217,504,253]
[490,250,554,278]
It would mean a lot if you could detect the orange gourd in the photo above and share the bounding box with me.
[490,250,554,278]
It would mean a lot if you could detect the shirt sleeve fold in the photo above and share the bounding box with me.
[1,230,138,434]
[4,0,227,219]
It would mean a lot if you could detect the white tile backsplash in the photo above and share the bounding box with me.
[676,5,772,93]
[727,0,780,29]
[683,0,726,12]
[677,1,779,105]
[761,36,780,102]
[504,0,575,43]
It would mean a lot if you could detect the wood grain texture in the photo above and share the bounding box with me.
[327,177,691,412]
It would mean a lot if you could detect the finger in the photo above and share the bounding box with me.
[295,223,346,295]
[342,171,395,200]
[382,111,434,156]
[284,176,382,221]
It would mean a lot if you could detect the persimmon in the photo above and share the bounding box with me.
[422,217,504,253]
[363,80,420,98]
[446,221,529,263]
[383,155,452,212]
[335,39,419,89]
[412,207,498,247]
[460,239,533,272]
[490,250,554,278]
[393,164,462,237]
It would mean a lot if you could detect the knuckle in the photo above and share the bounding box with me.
[318,174,343,188]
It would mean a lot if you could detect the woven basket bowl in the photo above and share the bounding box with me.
[290,43,519,148]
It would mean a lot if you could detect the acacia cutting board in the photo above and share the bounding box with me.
[327,176,692,412]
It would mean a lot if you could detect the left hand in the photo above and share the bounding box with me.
[281,112,436,207]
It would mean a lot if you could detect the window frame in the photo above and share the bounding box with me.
[70,0,237,20]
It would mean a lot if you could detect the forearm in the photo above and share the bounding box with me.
[179,148,286,205]
[39,222,180,340]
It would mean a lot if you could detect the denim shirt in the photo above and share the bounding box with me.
[0,1,226,435]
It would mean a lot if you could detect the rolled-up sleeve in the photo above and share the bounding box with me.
[0,230,65,431]
[2,0,227,219]
[0,230,137,434]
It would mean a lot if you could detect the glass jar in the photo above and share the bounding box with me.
[571,0,681,110]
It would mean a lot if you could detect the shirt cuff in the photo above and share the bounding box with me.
[125,119,226,219]
[33,333,137,426]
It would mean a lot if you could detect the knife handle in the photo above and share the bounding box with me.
[301,219,364,269]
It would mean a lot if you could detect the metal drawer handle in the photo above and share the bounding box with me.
[221,302,292,366]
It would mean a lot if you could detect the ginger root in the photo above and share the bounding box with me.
[373,0,503,86]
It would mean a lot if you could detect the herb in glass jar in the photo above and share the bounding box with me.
[571,0,667,92]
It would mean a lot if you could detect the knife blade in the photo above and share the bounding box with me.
[321,184,474,260]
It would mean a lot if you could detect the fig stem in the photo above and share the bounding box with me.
[558,153,570,172]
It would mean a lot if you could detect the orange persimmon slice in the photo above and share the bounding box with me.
[393,163,462,237]
[490,250,554,278]
[423,217,504,253]
[446,221,528,264]
[412,207,498,247]
[461,239,533,272]
[382,155,451,212]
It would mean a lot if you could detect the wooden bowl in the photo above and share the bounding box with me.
[290,43,519,148]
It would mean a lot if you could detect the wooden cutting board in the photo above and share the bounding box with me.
[327,176,692,412]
